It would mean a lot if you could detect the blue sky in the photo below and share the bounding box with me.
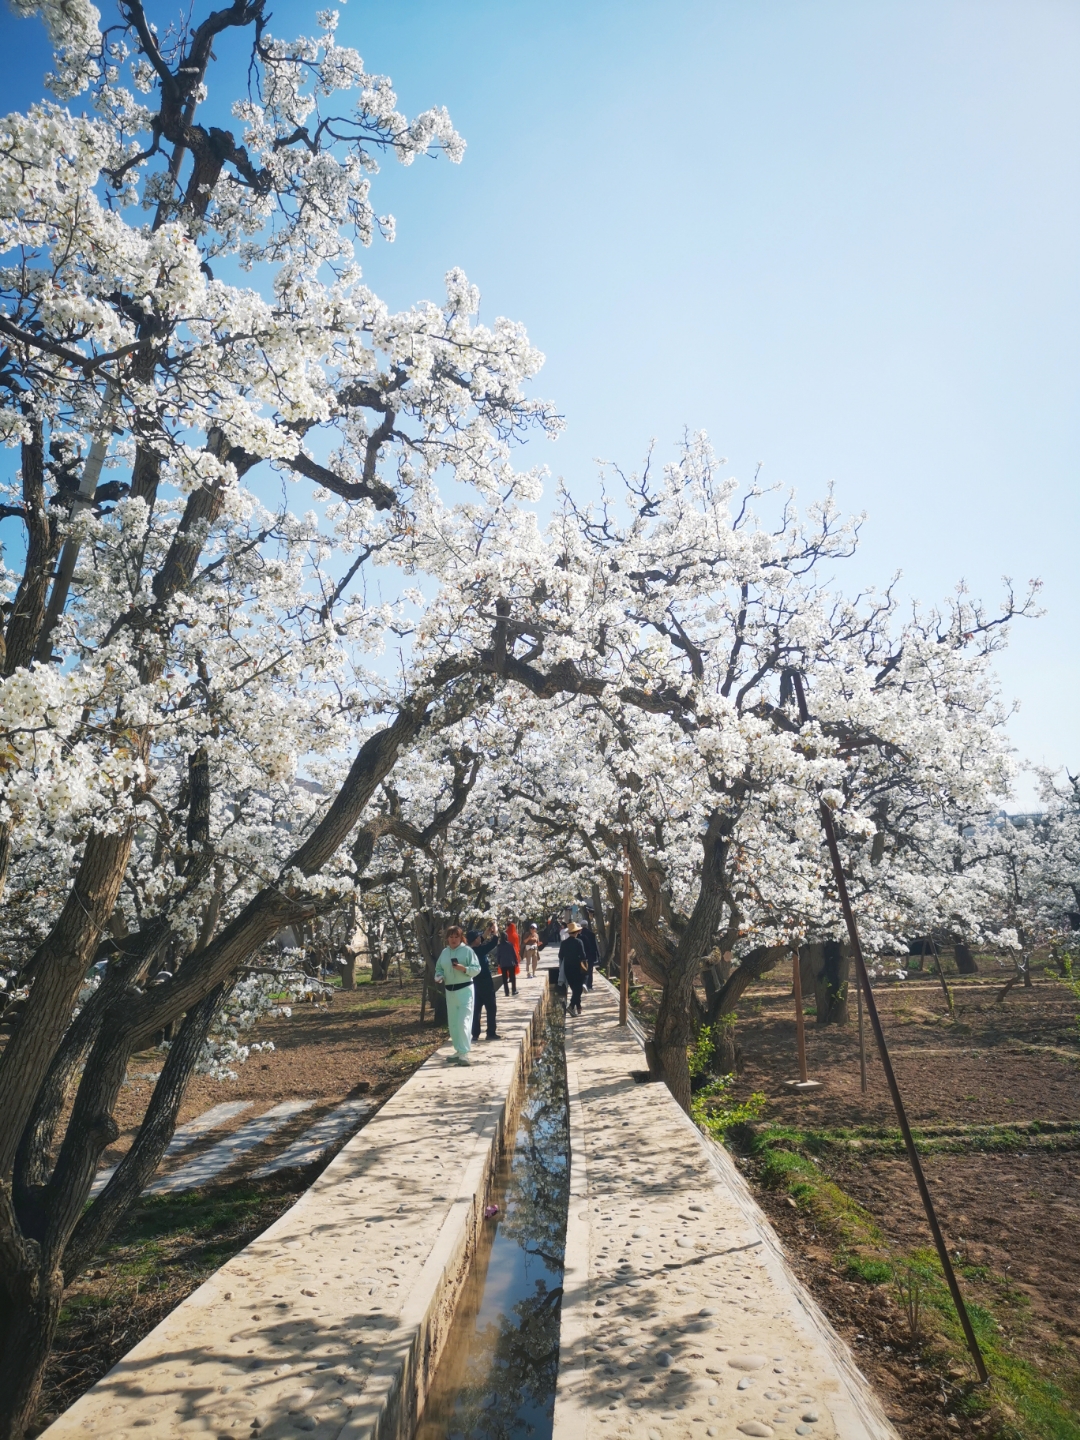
[1,0,1077,804]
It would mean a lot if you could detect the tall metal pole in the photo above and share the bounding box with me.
[856,968,867,1093]
[791,671,988,1383]
[619,846,631,1027]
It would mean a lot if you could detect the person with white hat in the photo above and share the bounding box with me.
[559,922,588,1016]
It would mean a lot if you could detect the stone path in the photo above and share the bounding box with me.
[42,976,548,1440]
[553,979,898,1440]
[90,1101,255,1197]
[145,1099,316,1195]
[253,1099,373,1178]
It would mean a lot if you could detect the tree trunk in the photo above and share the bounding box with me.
[703,945,786,1075]
[650,811,738,1112]
[799,948,817,1004]
[340,953,357,990]
[590,883,609,966]
[711,1015,741,1075]
[0,1200,64,1440]
[954,942,978,975]
[63,985,226,1282]
[12,937,165,1205]
[408,895,446,1027]
[3,424,62,677]
[812,941,850,1025]
[653,968,697,1111]
[0,1028,130,1439]
[702,951,733,1010]
[0,827,134,1177]
[706,944,787,1026]
[0,424,65,905]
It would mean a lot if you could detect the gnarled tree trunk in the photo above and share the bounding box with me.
[810,940,850,1025]
[954,941,978,975]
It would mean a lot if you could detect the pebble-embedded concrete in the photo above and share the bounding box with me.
[553,979,898,1440]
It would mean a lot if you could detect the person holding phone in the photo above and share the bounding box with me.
[434,925,481,1064]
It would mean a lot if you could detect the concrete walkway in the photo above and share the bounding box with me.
[553,980,897,1440]
[43,976,548,1440]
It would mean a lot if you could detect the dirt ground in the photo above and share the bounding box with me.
[709,963,1080,1440]
[35,971,445,1434]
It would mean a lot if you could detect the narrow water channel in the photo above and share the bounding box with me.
[415,1003,569,1440]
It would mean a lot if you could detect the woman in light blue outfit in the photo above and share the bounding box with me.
[434,926,481,1064]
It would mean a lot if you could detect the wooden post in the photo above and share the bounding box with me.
[785,950,822,1091]
[619,847,631,1027]
[792,950,808,1083]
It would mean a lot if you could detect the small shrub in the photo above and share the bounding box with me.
[688,1024,715,1079]
[894,1260,926,1342]
[691,1074,766,1139]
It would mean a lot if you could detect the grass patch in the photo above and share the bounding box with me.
[845,1256,892,1285]
[349,995,416,1017]
[751,1134,884,1250]
[748,1118,1080,1158]
[746,1124,1080,1439]
[119,1184,280,1245]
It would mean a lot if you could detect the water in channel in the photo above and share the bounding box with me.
[414,1002,569,1440]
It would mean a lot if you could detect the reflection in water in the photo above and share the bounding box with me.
[415,1005,568,1440]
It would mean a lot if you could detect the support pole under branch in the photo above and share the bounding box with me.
[618,847,631,1027]
[793,951,808,1083]
[791,671,988,1384]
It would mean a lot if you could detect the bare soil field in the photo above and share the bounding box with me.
[33,971,443,1435]
[686,962,1080,1440]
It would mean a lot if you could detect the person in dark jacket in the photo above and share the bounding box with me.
[580,918,599,990]
[468,923,500,1041]
[496,928,518,996]
[559,922,588,1015]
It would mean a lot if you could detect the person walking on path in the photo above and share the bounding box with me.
[522,923,542,979]
[434,925,481,1063]
[496,927,519,996]
[560,922,588,1016]
[467,925,500,1042]
[506,920,522,970]
[580,917,599,990]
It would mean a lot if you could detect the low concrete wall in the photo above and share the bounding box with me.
[553,977,897,1440]
[43,978,549,1440]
